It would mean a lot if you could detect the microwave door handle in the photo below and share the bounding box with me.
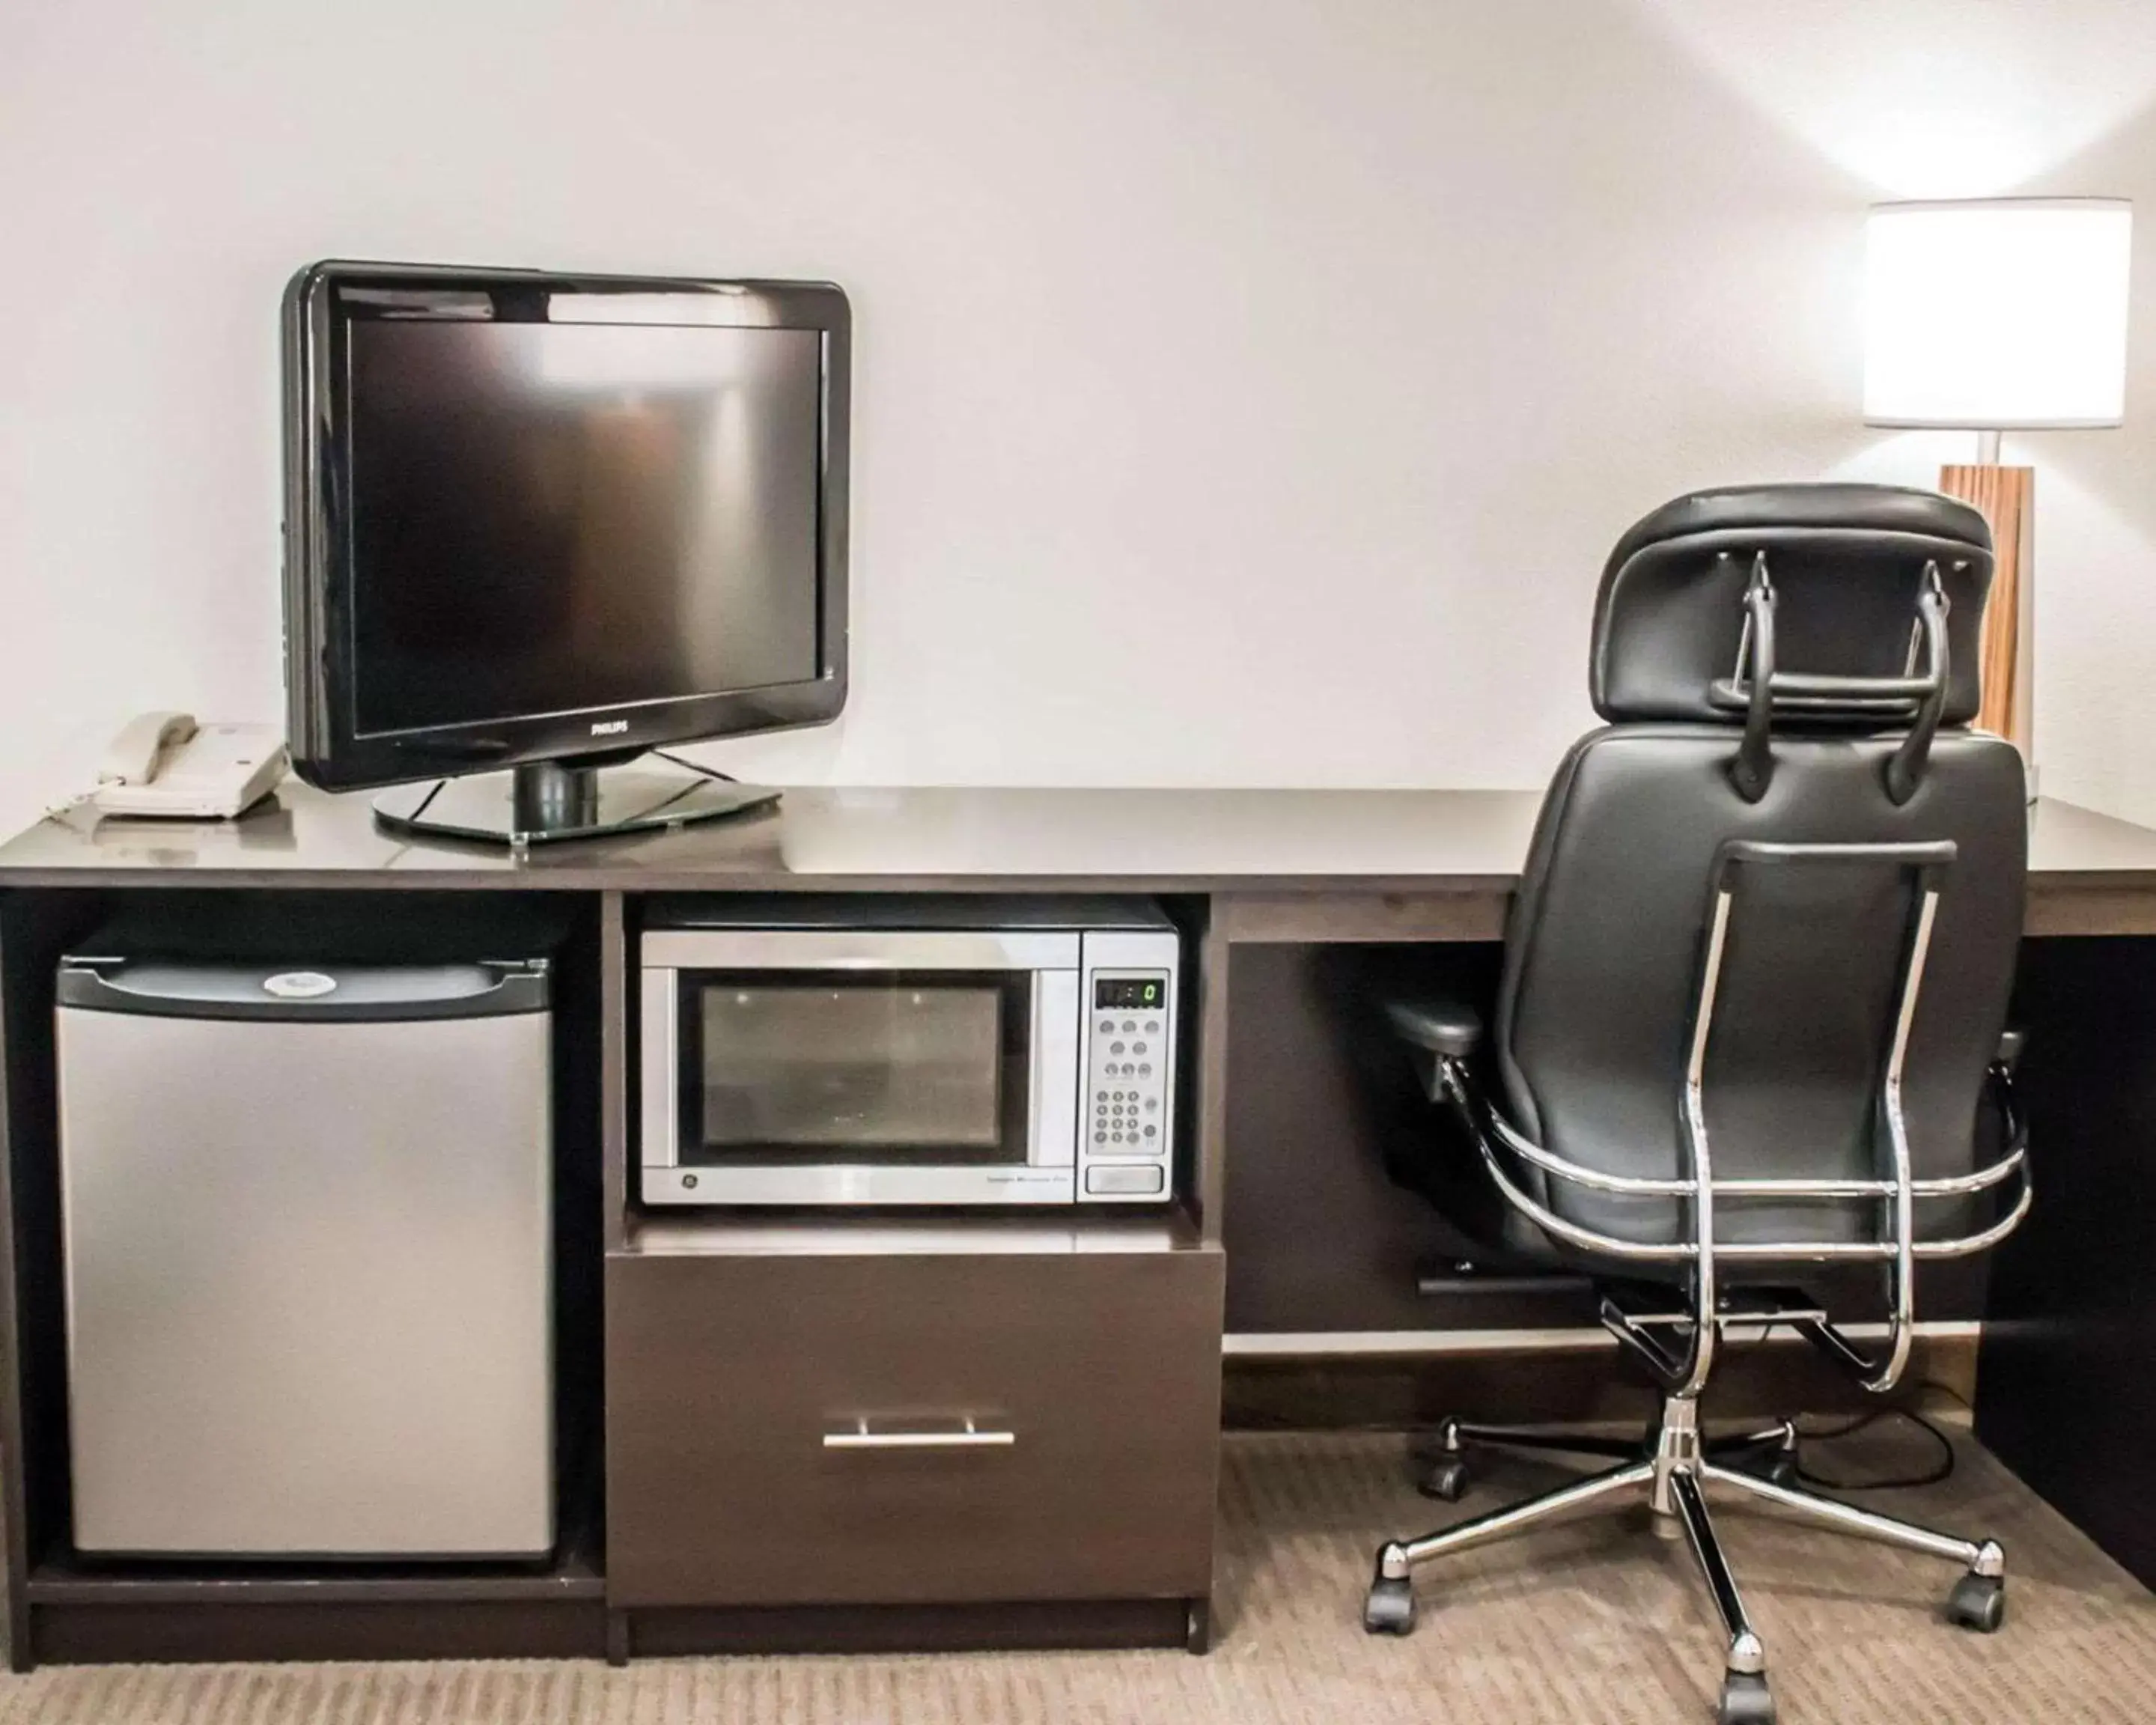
[1033,967,1047,1166]
[1031,966,1080,1175]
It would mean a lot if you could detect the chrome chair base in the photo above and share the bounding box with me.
[1365,1397,2006,1725]
[1408,1408,1803,1503]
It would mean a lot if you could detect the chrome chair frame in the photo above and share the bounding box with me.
[1366,833,2030,1725]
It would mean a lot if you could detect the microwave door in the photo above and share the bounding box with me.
[652,963,1078,1205]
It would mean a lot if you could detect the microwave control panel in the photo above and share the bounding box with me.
[1077,928,1180,1202]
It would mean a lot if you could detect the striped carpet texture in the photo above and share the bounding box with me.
[1,1428,2152,1724]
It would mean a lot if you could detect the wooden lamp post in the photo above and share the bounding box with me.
[1863,198,2133,774]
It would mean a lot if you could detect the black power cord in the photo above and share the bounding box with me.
[1706,1318,1959,1491]
[650,748,739,784]
[1790,1397,1958,1492]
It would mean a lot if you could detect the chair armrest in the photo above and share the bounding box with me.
[1382,994,1486,1059]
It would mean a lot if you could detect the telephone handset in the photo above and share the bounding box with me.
[100,711,199,788]
[90,712,288,820]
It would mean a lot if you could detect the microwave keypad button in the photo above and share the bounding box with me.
[1145,1018,1160,1034]
[1110,1041,1126,1055]
[1086,1164,1165,1196]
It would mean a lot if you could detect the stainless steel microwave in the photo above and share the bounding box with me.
[639,898,1181,1207]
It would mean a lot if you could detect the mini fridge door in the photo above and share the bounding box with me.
[55,957,555,1559]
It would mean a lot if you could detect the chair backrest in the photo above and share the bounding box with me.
[1498,484,2027,1249]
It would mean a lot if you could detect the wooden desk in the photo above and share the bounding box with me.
[5,782,2155,905]
[1,783,2152,1664]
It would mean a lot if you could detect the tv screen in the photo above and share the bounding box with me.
[347,320,823,737]
[282,264,850,796]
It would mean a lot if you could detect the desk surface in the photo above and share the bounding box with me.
[2,781,2156,895]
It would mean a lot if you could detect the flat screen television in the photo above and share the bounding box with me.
[281,261,849,845]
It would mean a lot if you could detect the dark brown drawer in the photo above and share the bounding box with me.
[606,1238,1225,1608]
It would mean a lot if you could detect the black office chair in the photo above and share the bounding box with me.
[1363,484,2031,1725]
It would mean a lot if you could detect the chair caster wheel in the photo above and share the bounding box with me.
[1362,1575,1416,1635]
[1416,1456,1470,1502]
[1947,1570,2006,1632]
[1717,1671,1776,1725]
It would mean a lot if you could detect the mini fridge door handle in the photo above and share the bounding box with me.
[55,958,551,1021]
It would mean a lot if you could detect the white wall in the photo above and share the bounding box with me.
[3,0,2155,834]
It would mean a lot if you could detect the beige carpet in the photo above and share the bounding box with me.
[1,1428,2152,1724]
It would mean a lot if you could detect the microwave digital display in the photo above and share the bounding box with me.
[1094,976,1165,1010]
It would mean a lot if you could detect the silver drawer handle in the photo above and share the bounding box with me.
[823,1416,1017,1451]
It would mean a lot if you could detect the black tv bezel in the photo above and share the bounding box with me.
[281,260,851,793]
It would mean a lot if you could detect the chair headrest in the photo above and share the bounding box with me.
[1591,483,1995,727]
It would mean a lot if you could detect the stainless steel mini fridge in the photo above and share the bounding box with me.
[55,953,555,1560]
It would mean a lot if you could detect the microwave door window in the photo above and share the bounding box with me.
[690,978,1029,1164]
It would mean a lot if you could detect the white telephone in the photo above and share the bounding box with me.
[90,713,288,820]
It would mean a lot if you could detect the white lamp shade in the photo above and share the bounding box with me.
[1863,198,2132,430]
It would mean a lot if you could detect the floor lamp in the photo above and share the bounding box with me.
[1863,198,2134,779]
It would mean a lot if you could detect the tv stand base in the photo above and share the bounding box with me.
[372,758,779,848]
